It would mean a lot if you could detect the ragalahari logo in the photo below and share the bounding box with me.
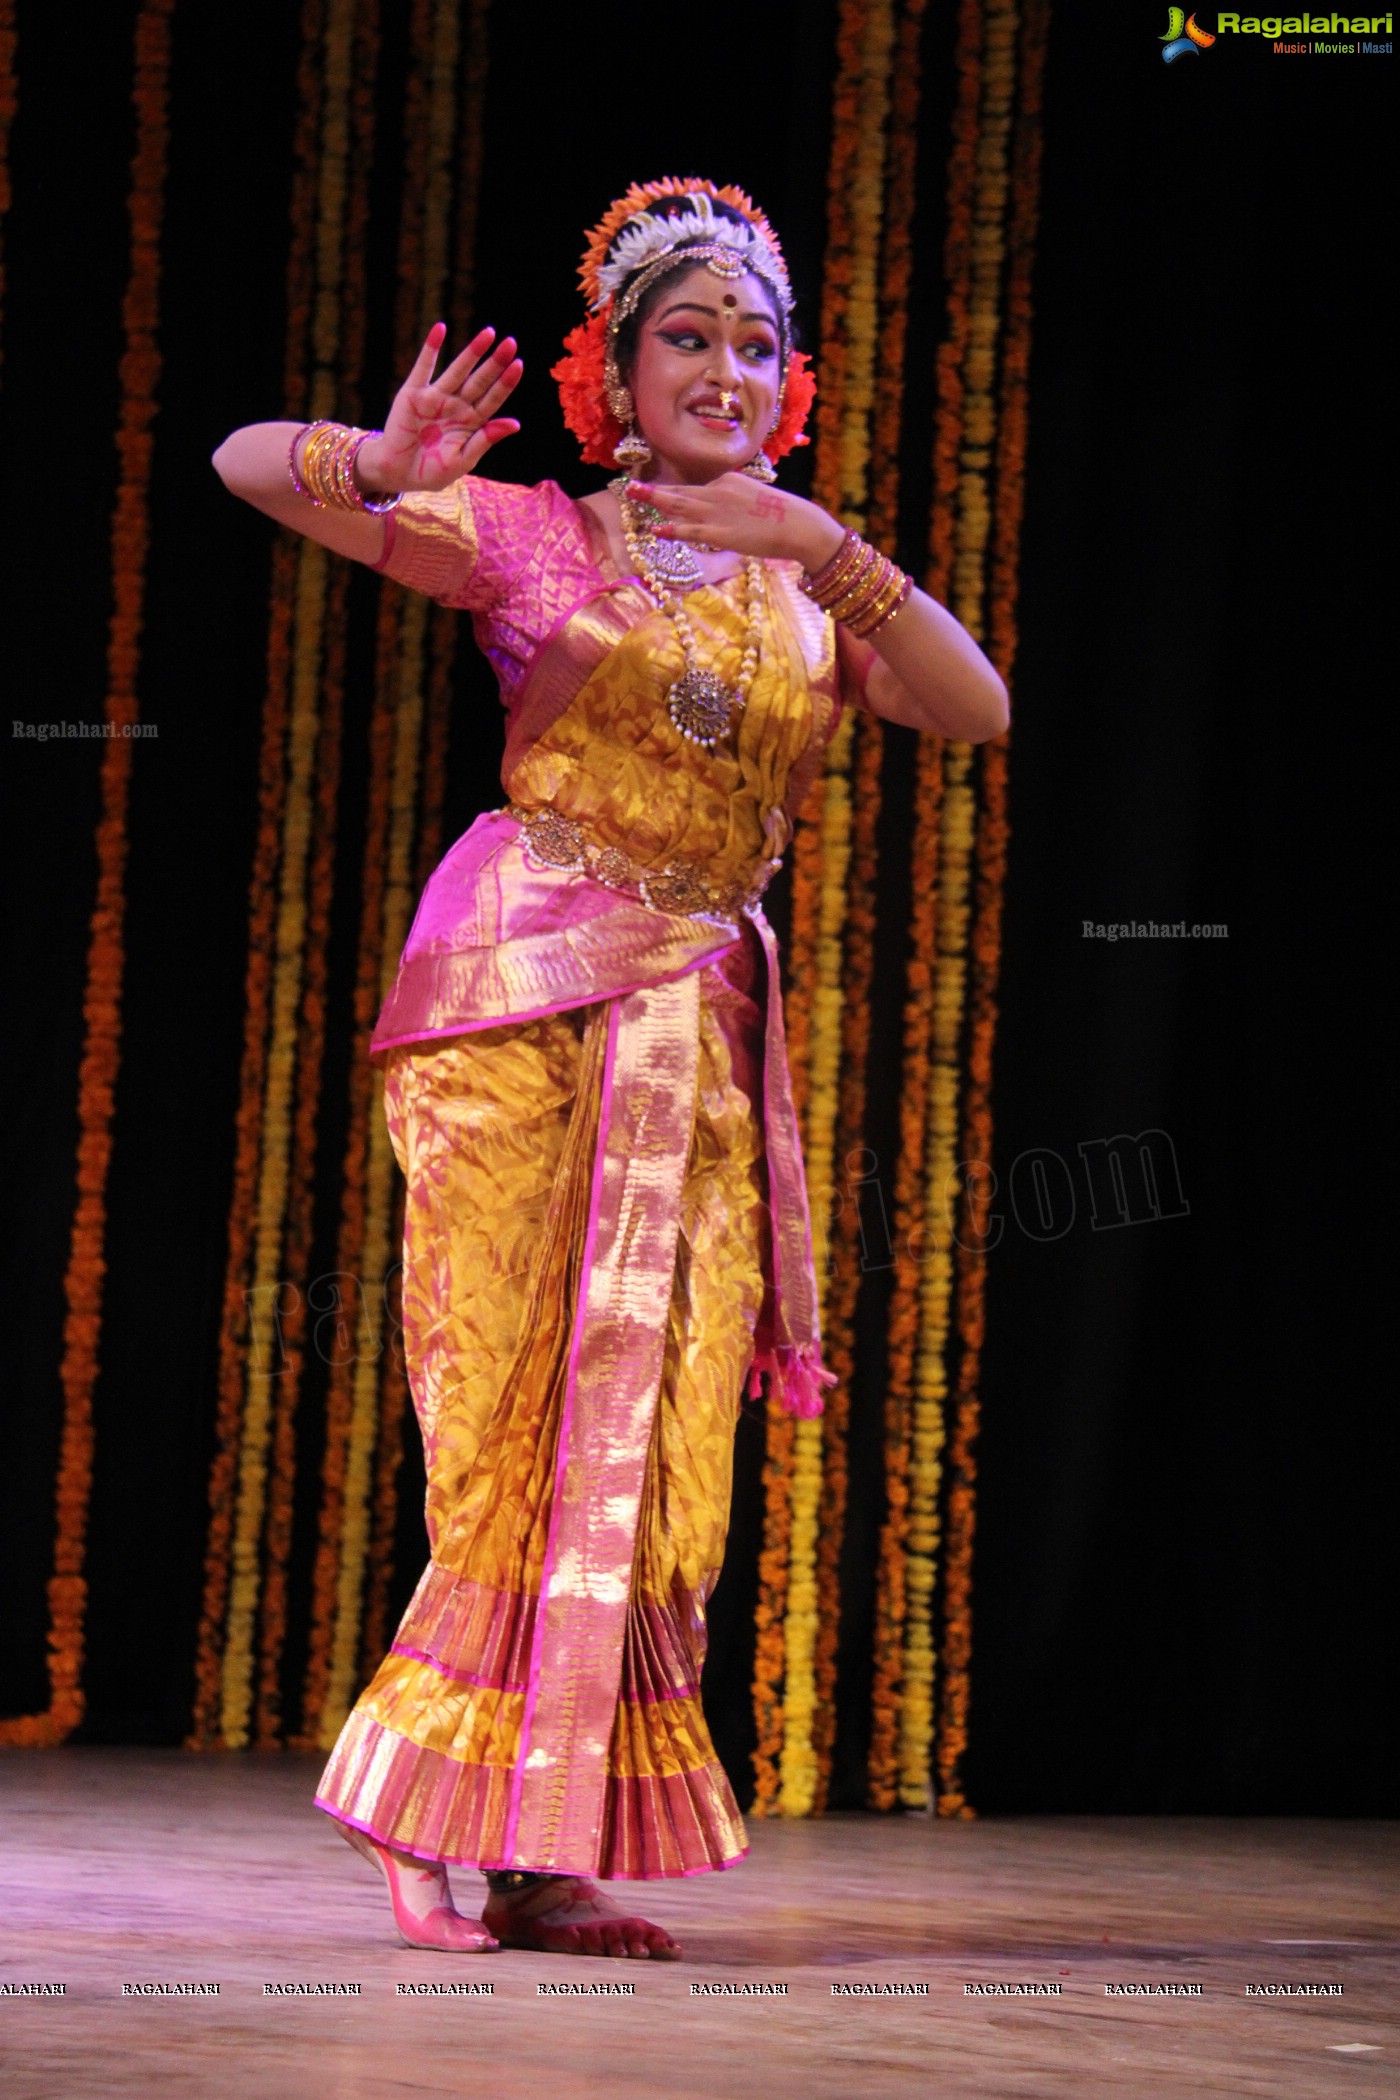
[1161,7,1218,55]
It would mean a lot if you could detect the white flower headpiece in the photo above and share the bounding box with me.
[593,192,794,314]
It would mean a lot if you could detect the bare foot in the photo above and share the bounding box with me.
[482,1876,681,1959]
[338,1824,497,1952]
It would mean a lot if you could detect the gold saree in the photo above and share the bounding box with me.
[317,483,840,1878]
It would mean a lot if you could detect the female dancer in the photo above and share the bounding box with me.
[214,179,1007,1960]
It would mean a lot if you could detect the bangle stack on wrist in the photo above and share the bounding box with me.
[289,421,403,514]
[802,528,912,639]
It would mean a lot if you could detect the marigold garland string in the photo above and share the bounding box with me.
[896,0,1020,1815]
[188,524,297,1749]
[897,745,974,1808]
[811,0,929,1814]
[298,579,396,1738]
[936,0,1048,1817]
[777,0,899,1820]
[309,0,465,1748]
[203,0,361,1753]
[751,0,858,1818]
[296,0,425,1749]
[747,53,861,1804]
[189,0,326,1751]
[868,0,984,1811]
[360,2,490,1683]
[254,1,380,1749]
[320,609,430,1742]
[0,0,174,1749]
[778,716,854,1814]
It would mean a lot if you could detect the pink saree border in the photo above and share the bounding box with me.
[317,1708,744,1879]
[502,995,621,1865]
[370,912,737,1055]
[506,975,703,1873]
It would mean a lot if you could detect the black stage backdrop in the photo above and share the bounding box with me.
[1,4,1392,1812]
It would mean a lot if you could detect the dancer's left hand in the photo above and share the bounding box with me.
[628,475,846,573]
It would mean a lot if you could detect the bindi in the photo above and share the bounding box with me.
[722,294,737,308]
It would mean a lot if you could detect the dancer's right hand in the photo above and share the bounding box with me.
[357,323,523,495]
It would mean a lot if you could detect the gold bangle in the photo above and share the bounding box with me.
[289,420,403,513]
[291,420,335,506]
[301,421,346,508]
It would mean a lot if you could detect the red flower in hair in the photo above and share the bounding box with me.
[766,352,815,462]
[551,311,619,468]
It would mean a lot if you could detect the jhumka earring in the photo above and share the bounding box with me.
[607,362,652,473]
[614,423,653,472]
[741,395,782,483]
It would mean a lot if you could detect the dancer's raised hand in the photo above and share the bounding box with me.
[357,323,523,496]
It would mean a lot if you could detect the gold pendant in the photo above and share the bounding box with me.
[667,669,735,748]
[644,533,705,591]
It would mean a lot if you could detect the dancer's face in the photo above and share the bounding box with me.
[628,265,783,484]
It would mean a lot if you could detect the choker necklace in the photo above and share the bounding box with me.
[614,478,764,750]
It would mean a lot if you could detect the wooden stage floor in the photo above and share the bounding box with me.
[0,1750,1394,2099]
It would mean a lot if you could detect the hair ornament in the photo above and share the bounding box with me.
[593,193,792,315]
[577,178,787,311]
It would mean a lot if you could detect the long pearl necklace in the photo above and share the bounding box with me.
[614,477,764,751]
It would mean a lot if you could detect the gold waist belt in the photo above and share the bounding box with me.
[506,803,779,924]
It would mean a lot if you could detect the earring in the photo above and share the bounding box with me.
[742,386,783,479]
[604,353,650,471]
[614,424,652,471]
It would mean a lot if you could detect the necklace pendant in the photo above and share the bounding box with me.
[646,535,705,591]
[610,475,708,590]
[667,669,735,749]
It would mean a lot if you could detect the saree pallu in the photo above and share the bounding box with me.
[317,480,841,1878]
[317,938,765,1875]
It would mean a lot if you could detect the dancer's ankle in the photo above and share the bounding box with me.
[484,1868,553,1897]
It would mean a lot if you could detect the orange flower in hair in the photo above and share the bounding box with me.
[551,311,616,467]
